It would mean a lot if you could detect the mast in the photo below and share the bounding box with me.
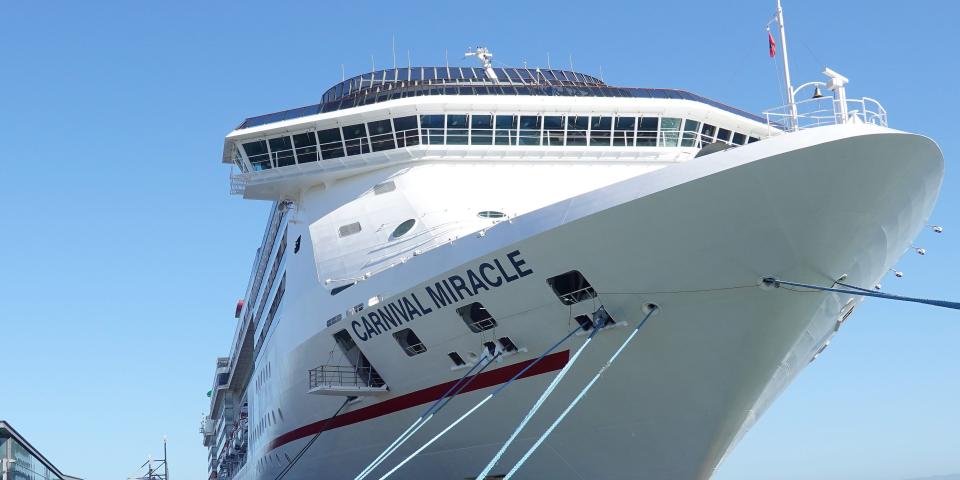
[776,0,798,130]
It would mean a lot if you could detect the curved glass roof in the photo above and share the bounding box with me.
[237,66,767,130]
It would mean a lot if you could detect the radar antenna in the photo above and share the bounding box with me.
[464,47,498,81]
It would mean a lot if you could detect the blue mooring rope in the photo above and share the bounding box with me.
[764,277,960,311]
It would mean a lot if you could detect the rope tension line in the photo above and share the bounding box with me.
[372,323,586,480]
[354,350,502,480]
[504,306,658,479]
[763,277,960,311]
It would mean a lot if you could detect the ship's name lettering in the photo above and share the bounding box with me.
[350,249,533,341]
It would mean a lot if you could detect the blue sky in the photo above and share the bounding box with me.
[1,1,957,479]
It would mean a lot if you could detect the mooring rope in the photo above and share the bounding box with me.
[504,306,658,478]
[272,396,354,480]
[763,277,960,310]
[374,323,585,480]
[474,316,605,480]
[354,351,502,480]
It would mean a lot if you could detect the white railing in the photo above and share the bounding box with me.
[230,172,248,195]
[764,96,888,131]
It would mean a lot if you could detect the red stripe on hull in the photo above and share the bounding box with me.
[269,350,570,450]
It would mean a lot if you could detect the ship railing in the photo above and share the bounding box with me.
[764,96,887,132]
[308,365,386,390]
[229,172,247,195]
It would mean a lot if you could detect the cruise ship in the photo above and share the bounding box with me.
[199,14,944,480]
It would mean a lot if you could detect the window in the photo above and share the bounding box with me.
[574,314,593,331]
[294,235,301,253]
[244,140,271,171]
[636,117,659,146]
[732,132,746,145]
[748,136,760,143]
[330,283,355,296]
[495,115,517,145]
[326,314,342,327]
[478,210,505,218]
[546,270,597,305]
[446,115,468,145]
[543,116,564,146]
[471,115,493,145]
[393,115,420,147]
[391,219,416,238]
[613,117,635,146]
[498,337,518,352]
[293,132,318,163]
[342,123,370,155]
[338,222,361,237]
[448,352,466,366]
[700,124,717,144]
[457,302,498,332]
[716,128,732,143]
[269,136,296,167]
[367,119,396,152]
[681,120,701,147]
[393,328,427,356]
[317,128,345,159]
[518,115,542,145]
[659,117,681,147]
[590,116,612,146]
[420,115,445,145]
[566,116,588,145]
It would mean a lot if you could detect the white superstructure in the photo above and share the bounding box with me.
[200,38,943,480]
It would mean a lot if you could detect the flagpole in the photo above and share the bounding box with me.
[776,0,798,130]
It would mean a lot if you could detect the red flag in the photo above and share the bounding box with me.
[768,31,777,57]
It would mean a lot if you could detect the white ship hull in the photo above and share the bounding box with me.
[233,124,941,480]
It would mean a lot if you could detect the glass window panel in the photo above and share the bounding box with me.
[269,136,295,167]
[393,115,419,147]
[681,120,701,147]
[420,114,445,145]
[732,132,747,145]
[368,119,396,152]
[447,114,468,145]
[613,117,635,146]
[566,116,588,146]
[700,124,717,143]
[243,140,272,171]
[542,115,564,146]
[748,136,760,143]
[659,117,681,147]
[293,132,318,163]
[716,128,732,143]
[518,115,541,145]
[342,123,370,155]
[636,117,659,146]
[495,115,517,145]
[317,127,345,159]
[590,116,612,146]
[471,115,493,145]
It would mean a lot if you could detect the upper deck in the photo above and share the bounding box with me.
[235,66,768,130]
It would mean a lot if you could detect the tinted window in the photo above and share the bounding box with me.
[495,115,517,145]
[518,115,541,145]
[447,114,468,145]
[420,115,444,145]
[659,117,681,147]
[566,116,588,146]
[292,132,318,163]
[367,119,395,152]
[543,115,564,146]
[342,123,370,155]
[732,132,746,145]
[681,120,701,147]
[716,128,732,143]
[636,117,659,146]
[269,136,295,167]
[244,140,272,171]
[317,128,345,160]
[590,116,612,146]
[393,115,419,147]
[471,115,493,145]
[613,117,635,146]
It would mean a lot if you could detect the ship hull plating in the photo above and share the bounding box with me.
[243,125,942,480]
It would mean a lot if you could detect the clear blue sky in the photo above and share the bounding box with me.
[1,1,957,479]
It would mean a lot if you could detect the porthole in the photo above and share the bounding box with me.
[478,210,505,219]
[391,219,416,238]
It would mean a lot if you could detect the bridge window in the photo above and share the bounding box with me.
[518,115,542,146]
[716,128,732,143]
[566,116,588,145]
[368,119,396,152]
[393,328,427,356]
[613,117,636,146]
[547,270,597,305]
[447,115,469,145]
[495,115,517,145]
[590,116,612,146]
[659,117,681,147]
[457,302,498,333]
[393,116,419,147]
[748,136,760,143]
[342,123,370,155]
[293,132,318,163]
[471,115,493,145]
[244,140,271,171]
[317,127,345,159]
[269,136,296,167]
[681,120,701,147]
[700,124,717,144]
[420,115,445,145]
[732,132,746,145]
[543,116,564,146]
[636,117,659,146]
